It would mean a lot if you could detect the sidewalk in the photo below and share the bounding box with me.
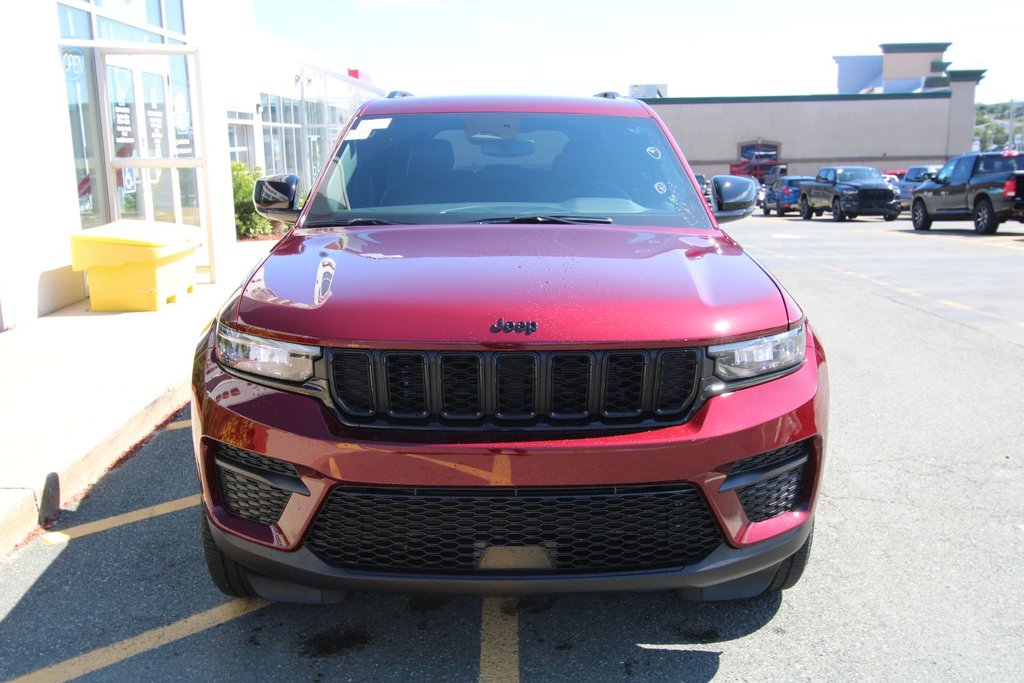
[0,240,274,555]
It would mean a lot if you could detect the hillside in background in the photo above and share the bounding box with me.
[976,102,1022,150]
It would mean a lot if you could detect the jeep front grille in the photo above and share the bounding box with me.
[329,348,701,429]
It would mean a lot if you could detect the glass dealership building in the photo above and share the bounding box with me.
[0,0,382,331]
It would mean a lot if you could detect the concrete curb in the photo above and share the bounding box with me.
[0,382,189,556]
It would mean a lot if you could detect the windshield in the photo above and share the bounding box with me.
[304,112,712,228]
[835,167,882,182]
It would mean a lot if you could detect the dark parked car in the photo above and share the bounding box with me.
[194,93,827,603]
[911,151,1024,234]
[799,166,901,221]
[764,176,814,216]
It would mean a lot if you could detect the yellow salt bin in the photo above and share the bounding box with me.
[70,220,200,312]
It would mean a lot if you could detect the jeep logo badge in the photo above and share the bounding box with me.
[490,317,538,336]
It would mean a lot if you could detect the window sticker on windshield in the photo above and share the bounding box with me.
[647,146,662,160]
[654,182,668,194]
[346,118,392,141]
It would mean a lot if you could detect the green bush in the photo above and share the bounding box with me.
[231,161,272,238]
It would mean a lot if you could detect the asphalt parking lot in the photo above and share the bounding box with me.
[2,215,1022,682]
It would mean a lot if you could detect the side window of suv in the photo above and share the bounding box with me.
[949,156,975,184]
[934,158,958,183]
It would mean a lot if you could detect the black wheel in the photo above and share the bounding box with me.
[815,209,824,217]
[831,197,846,222]
[883,212,898,222]
[973,197,999,234]
[762,204,771,216]
[777,207,786,217]
[799,196,813,220]
[201,510,259,598]
[847,213,858,220]
[765,523,814,593]
[911,200,932,230]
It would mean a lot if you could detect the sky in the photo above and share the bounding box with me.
[252,0,1020,104]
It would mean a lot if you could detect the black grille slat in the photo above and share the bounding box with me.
[729,441,809,476]
[305,484,722,574]
[603,353,645,417]
[328,348,700,429]
[440,354,482,419]
[656,350,699,414]
[385,353,428,418]
[495,354,537,419]
[214,443,298,478]
[549,354,592,418]
[332,351,374,416]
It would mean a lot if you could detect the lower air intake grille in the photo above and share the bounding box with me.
[212,443,295,525]
[305,484,722,574]
[217,469,291,525]
[737,467,806,523]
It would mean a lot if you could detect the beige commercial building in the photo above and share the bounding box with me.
[646,43,985,178]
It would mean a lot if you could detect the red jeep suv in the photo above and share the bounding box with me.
[193,94,827,603]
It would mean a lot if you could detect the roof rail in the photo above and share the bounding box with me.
[386,90,414,99]
[594,91,621,99]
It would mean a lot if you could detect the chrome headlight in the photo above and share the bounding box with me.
[708,325,806,382]
[215,323,320,382]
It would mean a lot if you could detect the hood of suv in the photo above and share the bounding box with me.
[233,224,790,346]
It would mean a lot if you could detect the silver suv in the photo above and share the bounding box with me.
[897,165,939,210]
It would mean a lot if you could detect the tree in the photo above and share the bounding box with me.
[231,162,272,238]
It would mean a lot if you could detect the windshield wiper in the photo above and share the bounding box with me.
[470,215,614,225]
[302,218,407,227]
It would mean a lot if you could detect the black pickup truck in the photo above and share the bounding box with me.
[910,151,1024,234]
[798,166,901,222]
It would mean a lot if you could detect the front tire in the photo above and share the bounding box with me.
[973,197,999,234]
[764,523,814,593]
[831,197,846,222]
[777,207,787,217]
[911,200,932,230]
[201,510,259,598]
[762,204,771,216]
[883,212,898,222]
[799,196,813,220]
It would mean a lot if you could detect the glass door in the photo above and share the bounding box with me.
[96,46,207,262]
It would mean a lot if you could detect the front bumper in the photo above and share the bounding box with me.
[192,327,828,597]
[840,196,901,215]
[206,512,813,602]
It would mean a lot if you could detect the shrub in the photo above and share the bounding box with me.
[231,161,272,238]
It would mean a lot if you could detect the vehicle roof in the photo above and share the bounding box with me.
[359,94,653,117]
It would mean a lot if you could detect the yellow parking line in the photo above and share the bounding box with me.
[9,598,267,683]
[165,419,191,431]
[479,597,520,683]
[40,495,202,545]
[757,248,1023,328]
[887,231,1024,251]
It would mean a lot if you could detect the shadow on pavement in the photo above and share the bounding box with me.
[0,405,781,681]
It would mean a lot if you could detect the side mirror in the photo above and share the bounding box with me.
[710,175,757,223]
[253,174,301,224]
